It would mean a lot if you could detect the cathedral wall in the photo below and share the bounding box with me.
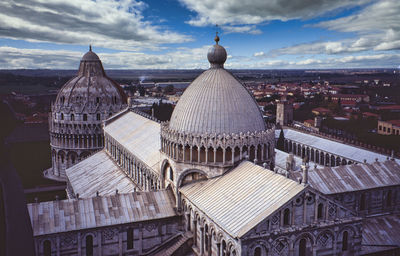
[241,221,362,256]
[34,217,181,256]
[331,185,400,217]
[105,133,161,191]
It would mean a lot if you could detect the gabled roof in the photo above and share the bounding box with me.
[66,150,137,198]
[362,214,400,254]
[103,110,161,172]
[277,129,398,164]
[28,190,176,236]
[292,160,400,194]
[180,161,306,238]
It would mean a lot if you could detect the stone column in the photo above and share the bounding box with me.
[198,147,201,163]
[214,148,217,164]
[190,146,193,162]
[205,148,208,164]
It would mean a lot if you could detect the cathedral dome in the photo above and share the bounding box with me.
[169,37,266,135]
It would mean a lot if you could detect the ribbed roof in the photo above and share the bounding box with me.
[54,48,127,108]
[169,67,266,135]
[180,161,306,238]
[28,190,176,236]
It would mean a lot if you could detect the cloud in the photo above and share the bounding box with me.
[0,46,212,69]
[0,0,191,51]
[222,25,262,35]
[179,0,371,26]
[1,46,398,70]
[262,0,400,57]
[315,0,400,52]
[254,51,266,57]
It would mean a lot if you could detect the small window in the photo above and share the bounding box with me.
[71,114,75,121]
[317,203,324,219]
[360,194,366,211]
[127,228,134,250]
[96,113,101,121]
[386,190,392,207]
[379,125,382,130]
[254,247,262,256]
[96,97,100,104]
[388,128,391,133]
[299,238,307,256]
[86,235,93,256]
[43,240,51,256]
[61,113,64,120]
[283,208,290,226]
[83,114,87,121]
[383,127,386,132]
[342,231,348,251]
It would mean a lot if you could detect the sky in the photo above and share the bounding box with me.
[0,0,399,69]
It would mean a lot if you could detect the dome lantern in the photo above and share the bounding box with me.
[207,33,227,69]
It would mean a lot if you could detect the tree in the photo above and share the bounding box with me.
[164,84,174,94]
[277,129,285,151]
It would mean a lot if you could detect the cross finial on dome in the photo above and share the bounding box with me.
[214,24,220,45]
[89,45,92,52]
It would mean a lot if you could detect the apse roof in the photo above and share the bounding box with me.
[180,161,305,238]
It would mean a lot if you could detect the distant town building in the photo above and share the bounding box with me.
[378,120,400,135]
[312,107,331,116]
[276,99,293,126]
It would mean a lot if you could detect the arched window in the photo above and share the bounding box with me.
[71,114,75,121]
[86,235,93,256]
[96,113,101,121]
[222,240,227,256]
[342,231,348,251]
[204,225,208,252]
[43,240,51,256]
[61,113,64,120]
[299,238,307,256]
[127,227,134,250]
[169,167,174,181]
[283,208,290,226]
[317,203,324,219]
[254,247,262,256]
[386,190,392,208]
[83,114,87,121]
[360,194,366,211]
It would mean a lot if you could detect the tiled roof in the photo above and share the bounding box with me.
[66,150,137,198]
[180,161,305,238]
[28,190,176,236]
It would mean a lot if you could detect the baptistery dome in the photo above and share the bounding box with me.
[45,46,127,181]
[169,36,266,135]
